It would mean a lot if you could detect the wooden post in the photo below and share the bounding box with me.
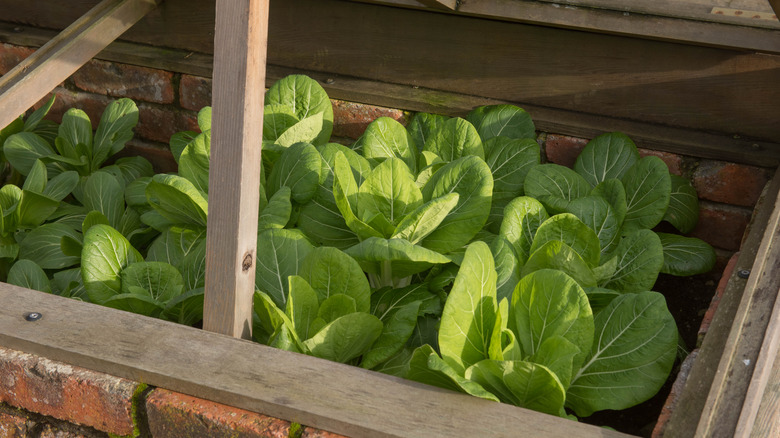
[0,0,159,131]
[203,0,269,339]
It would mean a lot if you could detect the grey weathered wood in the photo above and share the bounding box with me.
[0,0,159,130]
[203,0,268,339]
[734,189,780,436]
[416,0,457,9]
[0,286,634,438]
[664,169,780,437]
[455,0,780,54]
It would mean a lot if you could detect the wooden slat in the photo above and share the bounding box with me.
[664,169,780,437]
[2,0,779,143]
[0,0,159,130]
[531,0,780,29]
[735,196,780,436]
[416,0,457,9]
[2,21,778,168]
[0,286,634,438]
[203,0,268,339]
[455,0,780,54]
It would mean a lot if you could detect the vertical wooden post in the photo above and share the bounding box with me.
[204,0,269,339]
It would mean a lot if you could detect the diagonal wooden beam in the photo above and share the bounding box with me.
[0,0,160,130]
[203,0,269,339]
[417,0,458,10]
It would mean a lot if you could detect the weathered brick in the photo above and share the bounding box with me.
[639,148,684,176]
[332,100,407,139]
[179,75,212,111]
[146,389,290,438]
[543,134,587,167]
[688,202,752,251]
[651,349,699,438]
[0,43,34,76]
[697,252,739,346]
[301,427,348,438]
[0,408,27,438]
[136,103,198,144]
[71,59,174,104]
[0,347,138,436]
[36,423,103,438]
[35,88,113,128]
[693,160,771,208]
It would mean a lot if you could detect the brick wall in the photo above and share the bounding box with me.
[0,347,343,438]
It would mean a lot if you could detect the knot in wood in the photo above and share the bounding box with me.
[242,252,253,271]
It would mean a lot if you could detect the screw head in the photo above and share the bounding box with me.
[24,312,43,322]
[737,269,751,279]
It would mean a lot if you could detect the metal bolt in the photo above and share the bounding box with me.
[12,27,23,33]
[324,78,335,85]
[737,269,751,279]
[24,312,43,322]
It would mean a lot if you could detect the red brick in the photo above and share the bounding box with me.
[687,202,752,251]
[0,409,28,437]
[301,427,348,438]
[692,160,771,208]
[639,148,684,176]
[332,100,407,139]
[71,59,174,104]
[179,75,212,111]
[146,389,290,438]
[651,349,699,438]
[544,134,588,167]
[136,103,198,144]
[35,88,113,128]
[0,43,34,76]
[0,347,138,436]
[697,252,739,345]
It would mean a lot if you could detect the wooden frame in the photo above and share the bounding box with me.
[1,0,780,436]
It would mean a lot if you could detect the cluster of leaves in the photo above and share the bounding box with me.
[0,74,717,423]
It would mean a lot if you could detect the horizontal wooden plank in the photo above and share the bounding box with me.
[1,0,778,143]
[455,0,780,54]
[664,169,780,437]
[2,22,778,167]
[531,0,780,29]
[0,285,633,438]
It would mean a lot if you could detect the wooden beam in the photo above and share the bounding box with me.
[0,286,634,438]
[416,0,458,10]
[203,0,268,339]
[3,22,778,168]
[664,169,780,437]
[733,189,780,436]
[0,0,159,130]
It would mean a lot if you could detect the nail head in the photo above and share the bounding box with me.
[737,269,751,279]
[25,312,43,322]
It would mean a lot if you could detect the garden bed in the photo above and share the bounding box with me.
[1,0,778,436]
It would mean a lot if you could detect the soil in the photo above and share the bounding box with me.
[580,267,725,437]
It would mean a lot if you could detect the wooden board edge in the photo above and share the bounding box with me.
[2,23,778,167]
[348,0,780,54]
[663,168,780,437]
[0,284,635,438]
